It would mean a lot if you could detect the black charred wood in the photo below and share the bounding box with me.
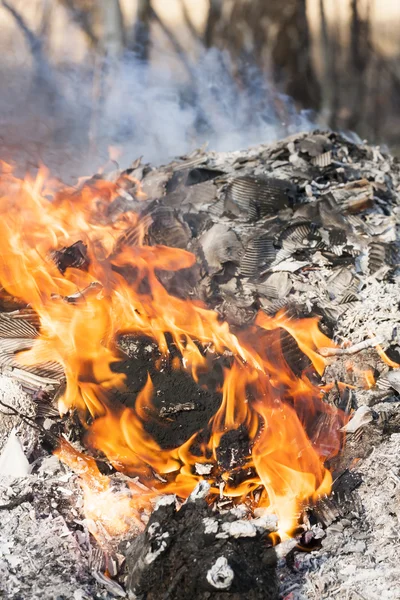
[124,497,279,600]
[52,240,89,274]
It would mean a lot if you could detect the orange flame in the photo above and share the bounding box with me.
[0,162,346,539]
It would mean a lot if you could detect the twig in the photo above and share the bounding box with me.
[0,397,59,447]
[0,493,34,511]
[318,337,383,357]
[204,0,222,48]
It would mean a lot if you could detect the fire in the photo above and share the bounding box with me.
[0,161,346,538]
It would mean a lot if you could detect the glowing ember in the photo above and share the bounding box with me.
[0,162,345,539]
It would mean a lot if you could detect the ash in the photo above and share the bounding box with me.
[281,432,400,600]
[1,131,400,598]
[0,461,109,600]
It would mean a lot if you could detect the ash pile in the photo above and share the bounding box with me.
[134,130,399,335]
[1,131,400,600]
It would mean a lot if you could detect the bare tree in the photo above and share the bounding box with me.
[1,0,61,111]
[98,0,125,57]
[203,0,320,111]
[131,0,152,62]
[346,0,371,131]
[204,0,222,48]
[319,0,339,126]
[57,0,98,47]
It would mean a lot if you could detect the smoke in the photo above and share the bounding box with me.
[0,48,315,178]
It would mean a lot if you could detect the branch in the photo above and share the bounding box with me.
[1,0,44,59]
[204,0,222,48]
[1,0,61,105]
[180,0,202,43]
[150,5,195,79]
[57,0,99,47]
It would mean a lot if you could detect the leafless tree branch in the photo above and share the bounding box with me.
[57,0,98,47]
[1,0,45,59]
[1,0,61,109]
[180,0,202,43]
[150,4,195,79]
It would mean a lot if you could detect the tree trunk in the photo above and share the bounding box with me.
[204,0,222,48]
[205,0,320,111]
[98,0,125,57]
[131,0,152,62]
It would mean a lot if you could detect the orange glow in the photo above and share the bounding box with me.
[0,162,347,540]
[374,343,400,368]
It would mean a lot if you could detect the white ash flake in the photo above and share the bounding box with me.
[154,494,176,509]
[216,520,257,539]
[144,523,170,565]
[206,556,234,590]
[203,517,219,535]
[340,405,374,433]
[194,462,213,475]
[0,428,30,477]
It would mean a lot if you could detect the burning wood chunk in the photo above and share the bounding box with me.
[124,495,279,600]
[51,240,90,274]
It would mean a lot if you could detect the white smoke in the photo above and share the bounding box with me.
[0,48,315,177]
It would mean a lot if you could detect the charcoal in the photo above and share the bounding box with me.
[216,425,252,470]
[279,329,312,376]
[329,229,347,247]
[225,175,295,220]
[124,497,279,600]
[52,240,89,274]
[185,167,225,186]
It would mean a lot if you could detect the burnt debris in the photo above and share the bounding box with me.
[124,490,279,600]
[1,131,400,600]
[118,130,400,331]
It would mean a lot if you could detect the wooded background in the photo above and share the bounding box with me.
[1,0,400,174]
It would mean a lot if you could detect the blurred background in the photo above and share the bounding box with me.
[0,0,399,176]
